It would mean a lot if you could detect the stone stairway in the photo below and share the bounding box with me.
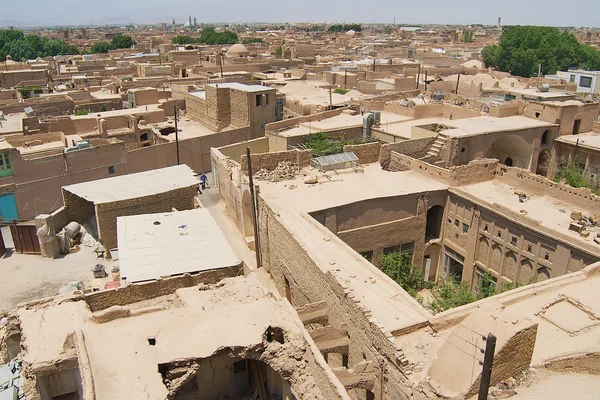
[425,133,449,159]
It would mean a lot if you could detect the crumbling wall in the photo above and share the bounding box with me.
[84,267,241,312]
[257,197,433,400]
[466,325,538,398]
[413,103,481,120]
[496,166,600,215]
[342,142,381,165]
[383,152,497,186]
[212,149,244,234]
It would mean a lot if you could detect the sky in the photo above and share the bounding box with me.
[1,0,599,28]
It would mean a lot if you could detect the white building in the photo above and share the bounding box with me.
[556,69,600,94]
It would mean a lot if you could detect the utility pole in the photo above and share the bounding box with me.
[478,333,497,400]
[344,69,348,90]
[424,70,428,92]
[219,51,224,78]
[329,85,333,110]
[174,105,180,165]
[538,63,542,78]
[416,64,421,90]
[246,147,261,269]
[455,73,461,95]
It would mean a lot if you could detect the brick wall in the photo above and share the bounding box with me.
[343,142,381,165]
[240,149,313,173]
[257,197,431,400]
[95,185,197,251]
[62,189,95,223]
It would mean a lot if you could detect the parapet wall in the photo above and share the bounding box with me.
[240,149,313,172]
[343,142,381,164]
[496,165,600,215]
[383,151,497,186]
[84,266,242,312]
[265,108,348,134]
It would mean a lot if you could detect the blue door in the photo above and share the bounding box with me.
[0,193,18,223]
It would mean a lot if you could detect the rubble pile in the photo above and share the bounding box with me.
[569,210,600,243]
[254,161,301,182]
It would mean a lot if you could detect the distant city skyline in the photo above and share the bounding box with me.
[1,0,599,28]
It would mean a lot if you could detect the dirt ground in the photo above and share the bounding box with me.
[510,371,600,399]
[0,226,117,314]
[0,176,254,315]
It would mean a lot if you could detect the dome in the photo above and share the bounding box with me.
[226,44,249,57]
[346,30,356,37]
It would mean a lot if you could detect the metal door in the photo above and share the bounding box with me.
[10,223,41,255]
[0,193,18,223]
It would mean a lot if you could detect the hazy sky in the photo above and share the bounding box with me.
[2,0,599,27]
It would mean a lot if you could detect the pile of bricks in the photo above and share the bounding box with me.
[254,161,301,182]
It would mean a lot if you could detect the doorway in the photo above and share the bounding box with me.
[503,157,513,167]
[573,119,581,135]
[442,247,465,281]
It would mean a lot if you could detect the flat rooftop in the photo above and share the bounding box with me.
[63,165,198,204]
[117,209,239,283]
[17,275,313,400]
[258,165,443,333]
[273,111,411,138]
[376,115,555,140]
[205,82,272,92]
[555,132,600,150]
[0,112,25,135]
[455,179,600,253]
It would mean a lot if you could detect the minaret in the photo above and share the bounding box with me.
[497,17,502,30]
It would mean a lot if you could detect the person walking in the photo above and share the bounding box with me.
[199,172,208,190]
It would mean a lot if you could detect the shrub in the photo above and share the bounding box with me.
[333,88,350,95]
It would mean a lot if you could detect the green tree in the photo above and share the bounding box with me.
[243,37,264,44]
[377,252,425,297]
[110,34,135,49]
[172,35,197,45]
[462,30,473,43]
[481,26,600,77]
[429,277,476,313]
[274,46,282,57]
[90,41,111,54]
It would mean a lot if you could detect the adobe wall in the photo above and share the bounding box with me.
[218,137,269,164]
[412,103,481,120]
[7,142,128,220]
[126,126,253,176]
[0,70,47,88]
[342,142,381,164]
[257,197,434,400]
[445,189,600,291]
[240,149,312,173]
[523,102,599,136]
[265,108,347,134]
[95,185,198,251]
[495,166,600,215]
[489,102,526,118]
[211,148,244,235]
[84,266,242,312]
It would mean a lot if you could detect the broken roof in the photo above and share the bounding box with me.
[117,209,240,283]
[62,165,198,204]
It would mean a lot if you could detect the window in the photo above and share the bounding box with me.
[262,93,269,105]
[580,76,593,88]
[497,231,502,238]
[511,237,518,246]
[360,251,374,262]
[383,242,414,258]
[462,223,469,234]
[570,74,576,83]
[527,245,532,253]
[0,153,12,177]
[233,360,247,374]
[544,253,550,261]
[484,224,489,232]
[108,166,115,175]
[454,219,460,227]
[474,268,497,296]
[255,94,261,106]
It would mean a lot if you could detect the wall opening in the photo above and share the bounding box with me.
[160,357,296,400]
[504,157,513,167]
[573,119,581,135]
[426,205,444,241]
[442,246,465,281]
[536,149,551,177]
[486,134,530,169]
